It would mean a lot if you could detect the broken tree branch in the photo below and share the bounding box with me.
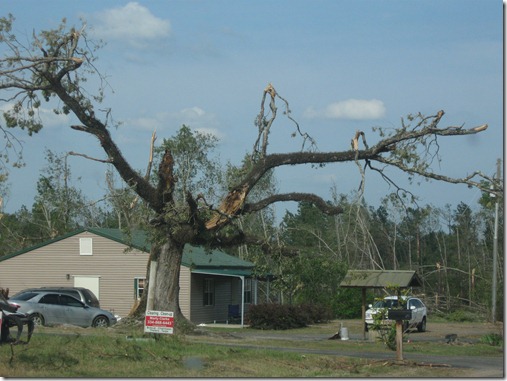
[243,192,343,215]
[67,151,112,163]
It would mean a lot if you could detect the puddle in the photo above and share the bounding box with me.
[183,356,205,370]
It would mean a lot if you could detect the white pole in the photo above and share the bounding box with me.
[240,276,245,327]
[491,159,501,323]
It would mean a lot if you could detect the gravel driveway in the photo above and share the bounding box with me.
[201,319,504,377]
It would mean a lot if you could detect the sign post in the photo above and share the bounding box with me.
[144,310,174,334]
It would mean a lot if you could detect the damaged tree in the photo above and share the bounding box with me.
[0,17,500,327]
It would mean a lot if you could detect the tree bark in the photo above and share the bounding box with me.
[152,239,186,322]
[129,226,188,325]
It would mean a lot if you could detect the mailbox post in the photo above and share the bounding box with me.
[388,309,412,362]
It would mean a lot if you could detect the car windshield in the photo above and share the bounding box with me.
[373,299,400,308]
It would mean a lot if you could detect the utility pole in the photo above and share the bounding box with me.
[491,158,501,323]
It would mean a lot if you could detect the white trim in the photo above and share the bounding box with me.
[240,276,244,326]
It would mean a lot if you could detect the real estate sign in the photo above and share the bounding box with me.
[144,310,174,334]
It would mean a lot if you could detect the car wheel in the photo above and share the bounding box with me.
[92,315,109,328]
[29,313,44,326]
[417,317,426,332]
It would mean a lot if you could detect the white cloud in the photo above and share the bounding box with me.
[304,99,386,120]
[91,2,170,47]
[128,116,162,131]
[123,107,224,139]
[180,107,205,119]
[173,107,224,139]
[194,127,223,140]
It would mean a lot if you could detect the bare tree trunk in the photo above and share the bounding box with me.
[467,247,472,307]
[440,233,451,310]
[408,240,412,269]
[334,215,342,261]
[130,227,189,327]
[393,224,397,270]
[153,239,186,322]
[456,229,461,265]
[416,230,425,293]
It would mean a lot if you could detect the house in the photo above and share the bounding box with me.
[0,228,261,325]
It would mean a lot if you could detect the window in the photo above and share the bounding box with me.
[203,279,214,306]
[12,292,39,301]
[244,278,252,304]
[135,278,145,300]
[59,294,83,307]
[79,238,93,256]
[410,299,422,309]
[39,294,59,305]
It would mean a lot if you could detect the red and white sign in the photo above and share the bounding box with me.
[144,310,174,334]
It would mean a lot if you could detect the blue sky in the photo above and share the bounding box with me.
[0,0,503,221]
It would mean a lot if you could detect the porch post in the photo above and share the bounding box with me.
[240,276,245,327]
[253,278,258,305]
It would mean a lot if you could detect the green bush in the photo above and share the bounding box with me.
[298,303,333,323]
[246,303,332,330]
[480,333,503,346]
[333,288,368,318]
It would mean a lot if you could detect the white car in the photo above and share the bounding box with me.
[365,296,427,332]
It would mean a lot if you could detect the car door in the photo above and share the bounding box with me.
[58,294,92,327]
[408,298,422,324]
[37,293,61,325]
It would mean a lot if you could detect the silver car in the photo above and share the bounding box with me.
[9,292,117,328]
[365,295,427,332]
[11,287,100,308]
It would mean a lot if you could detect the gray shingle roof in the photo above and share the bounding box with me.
[340,270,422,288]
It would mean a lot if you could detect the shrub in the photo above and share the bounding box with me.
[298,303,333,323]
[246,303,332,330]
[480,333,503,346]
[333,288,369,319]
